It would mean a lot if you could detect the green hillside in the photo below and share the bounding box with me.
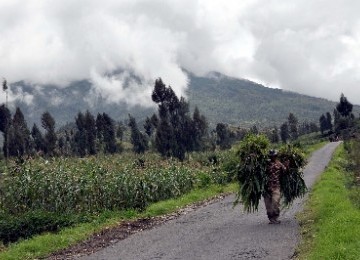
[10,72,357,129]
[187,72,347,127]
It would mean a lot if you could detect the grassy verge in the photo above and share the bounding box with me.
[302,140,327,157]
[0,183,237,260]
[296,144,360,259]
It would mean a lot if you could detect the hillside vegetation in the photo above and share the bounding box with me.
[11,72,357,128]
[187,72,359,126]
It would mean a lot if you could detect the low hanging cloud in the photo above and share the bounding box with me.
[0,0,360,105]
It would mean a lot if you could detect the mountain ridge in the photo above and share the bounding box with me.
[7,72,357,129]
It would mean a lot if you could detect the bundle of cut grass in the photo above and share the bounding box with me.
[234,134,307,212]
[234,134,269,212]
[278,145,307,206]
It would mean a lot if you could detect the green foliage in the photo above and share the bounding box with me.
[278,145,307,206]
[128,114,148,154]
[233,134,307,212]
[288,113,299,140]
[280,122,289,143]
[8,107,31,157]
[41,111,57,156]
[96,113,117,154]
[196,171,212,188]
[234,134,270,212]
[0,184,237,260]
[0,211,78,244]
[0,157,195,215]
[0,150,235,246]
[31,124,45,154]
[215,123,232,149]
[297,145,360,260]
[343,138,360,208]
[336,93,353,117]
[152,78,208,160]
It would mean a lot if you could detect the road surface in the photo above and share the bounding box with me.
[80,142,340,260]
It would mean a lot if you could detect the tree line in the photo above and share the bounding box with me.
[0,78,210,161]
[319,93,355,139]
[3,78,349,161]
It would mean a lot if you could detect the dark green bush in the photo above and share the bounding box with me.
[0,211,77,244]
[197,171,212,188]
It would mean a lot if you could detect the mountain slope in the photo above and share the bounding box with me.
[9,72,356,128]
[187,72,345,127]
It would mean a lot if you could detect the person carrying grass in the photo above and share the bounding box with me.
[264,149,288,224]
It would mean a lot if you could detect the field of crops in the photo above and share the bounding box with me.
[0,151,233,243]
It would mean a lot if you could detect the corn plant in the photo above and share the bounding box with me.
[0,156,195,215]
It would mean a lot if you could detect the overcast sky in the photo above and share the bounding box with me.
[1,0,360,105]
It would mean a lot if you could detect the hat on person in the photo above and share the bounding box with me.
[268,149,278,157]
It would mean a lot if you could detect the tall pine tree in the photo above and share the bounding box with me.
[129,114,148,154]
[41,111,57,156]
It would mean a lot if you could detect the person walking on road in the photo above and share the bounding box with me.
[264,149,288,224]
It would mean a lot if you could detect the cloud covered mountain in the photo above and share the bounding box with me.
[7,72,351,130]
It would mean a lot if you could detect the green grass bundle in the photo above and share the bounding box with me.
[278,145,307,206]
[234,135,307,212]
[234,134,269,212]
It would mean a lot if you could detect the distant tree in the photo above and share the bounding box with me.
[155,117,173,157]
[74,111,97,156]
[143,116,154,137]
[41,111,57,156]
[298,120,319,136]
[84,110,96,155]
[150,114,159,128]
[333,109,340,126]
[0,104,11,134]
[280,122,289,143]
[319,114,327,135]
[0,104,11,157]
[270,126,279,143]
[216,123,231,150]
[250,125,259,135]
[326,112,333,131]
[309,122,319,133]
[31,123,45,153]
[336,93,353,117]
[8,107,31,156]
[151,78,207,160]
[58,136,65,155]
[97,113,117,154]
[333,94,355,135]
[74,112,87,156]
[192,106,208,151]
[128,114,148,154]
[288,113,298,140]
[116,122,125,141]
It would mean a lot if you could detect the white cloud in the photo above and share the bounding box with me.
[0,0,360,105]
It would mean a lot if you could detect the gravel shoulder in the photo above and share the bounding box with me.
[65,142,340,260]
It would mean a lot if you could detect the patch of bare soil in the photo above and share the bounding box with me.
[46,193,230,260]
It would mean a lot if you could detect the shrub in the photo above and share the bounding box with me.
[0,211,77,244]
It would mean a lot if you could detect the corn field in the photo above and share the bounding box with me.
[0,156,199,215]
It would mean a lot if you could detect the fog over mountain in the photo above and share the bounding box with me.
[1,0,360,106]
[10,72,359,130]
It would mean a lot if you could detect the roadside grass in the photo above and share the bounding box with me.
[296,144,360,259]
[0,183,237,260]
[302,140,327,158]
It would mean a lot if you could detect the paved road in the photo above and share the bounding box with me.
[80,142,340,260]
